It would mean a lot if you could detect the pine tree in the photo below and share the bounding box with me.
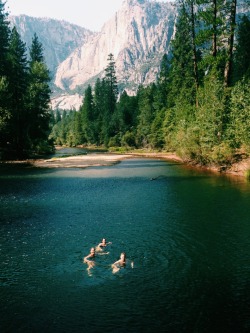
[93,78,105,144]
[168,4,197,107]
[155,54,171,109]
[7,27,28,158]
[136,84,157,148]
[224,0,237,87]
[103,53,118,145]
[0,0,10,77]
[0,0,11,151]
[81,85,94,143]
[233,15,250,82]
[26,33,52,153]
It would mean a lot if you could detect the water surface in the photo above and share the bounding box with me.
[0,158,249,332]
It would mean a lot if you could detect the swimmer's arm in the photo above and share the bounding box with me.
[112,259,120,267]
[98,251,109,255]
[83,254,91,263]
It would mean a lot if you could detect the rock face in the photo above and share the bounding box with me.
[50,93,83,111]
[10,0,176,109]
[55,0,176,93]
[9,15,93,76]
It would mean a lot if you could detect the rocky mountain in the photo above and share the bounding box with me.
[10,0,177,109]
[55,0,176,94]
[9,15,94,77]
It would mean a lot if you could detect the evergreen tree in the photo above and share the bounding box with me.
[168,4,197,107]
[93,78,105,144]
[73,111,84,145]
[55,109,61,123]
[81,85,94,143]
[103,53,118,145]
[0,0,11,150]
[233,15,250,82]
[136,84,157,148]
[180,0,199,104]
[0,0,10,76]
[155,54,171,109]
[227,78,250,151]
[0,76,11,138]
[26,33,52,153]
[224,0,237,87]
[7,27,28,158]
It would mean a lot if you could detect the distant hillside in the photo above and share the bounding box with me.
[9,15,94,77]
[9,1,176,109]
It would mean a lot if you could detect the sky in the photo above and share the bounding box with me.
[6,0,171,31]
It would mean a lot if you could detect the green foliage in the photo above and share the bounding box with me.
[26,46,51,151]
[0,0,10,76]
[121,131,137,148]
[49,0,249,168]
[0,2,52,159]
[227,78,250,151]
[233,15,250,82]
[0,76,11,132]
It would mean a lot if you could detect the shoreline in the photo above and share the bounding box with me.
[1,150,249,179]
[127,151,250,178]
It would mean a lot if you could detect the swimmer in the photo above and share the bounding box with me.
[111,252,134,273]
[95,238,112,253]
[83,247,96,273]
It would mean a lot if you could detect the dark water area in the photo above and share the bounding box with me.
[0,156,250,333]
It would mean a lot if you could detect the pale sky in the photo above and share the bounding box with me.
[6,0,171,31]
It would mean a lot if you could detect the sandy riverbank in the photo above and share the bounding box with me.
[31,153,132,168]
[1,150,249,178]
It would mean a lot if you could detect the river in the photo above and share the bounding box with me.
[0,153,249,332]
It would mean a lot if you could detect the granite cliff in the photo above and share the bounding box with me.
[10,0,176,109]
[54,0,176,95]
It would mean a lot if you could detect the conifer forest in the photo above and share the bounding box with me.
[1,0,250,167]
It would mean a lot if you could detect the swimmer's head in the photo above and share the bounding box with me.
[90,247,95,255]
[120,252,126,262]
[102,238,106,244]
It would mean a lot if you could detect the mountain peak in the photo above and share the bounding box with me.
[54,0,176,96]
[11,0,177,110]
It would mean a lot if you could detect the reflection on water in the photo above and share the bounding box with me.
[0,158,250,333]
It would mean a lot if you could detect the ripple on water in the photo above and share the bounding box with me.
[0,158,250,332]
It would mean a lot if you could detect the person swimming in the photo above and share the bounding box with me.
[95,238,112,253]
[83,247,96,273]
[111,252,133,273]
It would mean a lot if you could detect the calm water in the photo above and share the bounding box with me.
[0,156,250,333]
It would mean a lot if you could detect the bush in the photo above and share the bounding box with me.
[210,142,235,165]
[121,131,136,148]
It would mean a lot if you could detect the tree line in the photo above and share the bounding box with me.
[51,0,250,166]
[0,1,52,159]
[1,0,250,166]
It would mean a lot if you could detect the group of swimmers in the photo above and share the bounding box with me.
[83,238,133,274]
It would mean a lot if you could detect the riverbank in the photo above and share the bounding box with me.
[30,153,132,168]
[31,151,250,179]
[1,149,249,179]
[127,151,250,178]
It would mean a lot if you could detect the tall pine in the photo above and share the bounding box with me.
[7,27,28,158]
[0,0,11,149]
[26,33,52,153]
[103,53,118,145]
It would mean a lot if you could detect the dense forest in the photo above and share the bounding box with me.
[1,0,250,167]
[0,1,52,159]
[50,0,250,166]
